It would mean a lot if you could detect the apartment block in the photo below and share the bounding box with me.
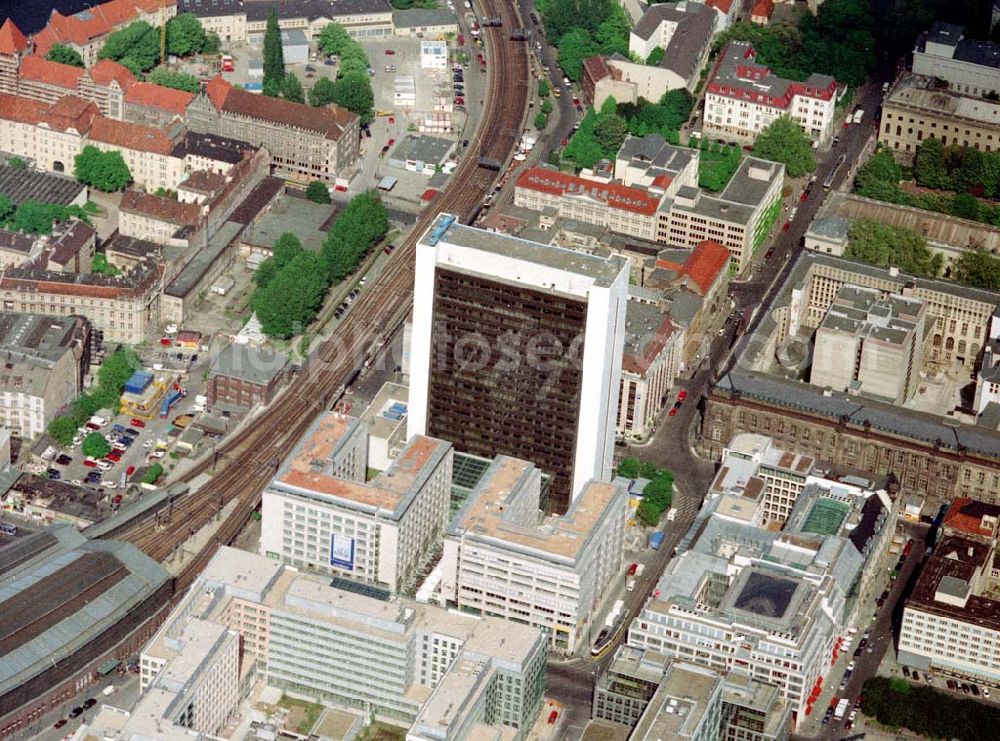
[151,546,547,737]
[810,285,928,404]
[409,214,628,513]
[704,42,838,145]
[899,534,1000,686]
[880,77,1000,161]
[207,342,288,414]
[260,412,452,593]
[187,76,359,184]
[0,259,162,344]
[912,22,1000,98]
[0,312,90,439]
[657,157,784,274]
[440,455,628,653]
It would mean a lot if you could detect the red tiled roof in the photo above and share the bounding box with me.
[623,314,677,374]
[651,173,672,188]
[204,75,357,140]
[751,0,774,18]
[18,55,86,90]
[655,239,730,295]
[206,74,231,109]
[944,497,1000,537]
[88,59,136,89]
[0,19,29,56]
[0,93,98,133]
[582,55,611,83]
[515,167,661,216]
[125,82,194,115]
[704,0,735,13]
[120,189,200,224]
[89,117,176,155]
[32,0,177,55]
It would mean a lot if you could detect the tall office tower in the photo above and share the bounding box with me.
[409,214,628,513]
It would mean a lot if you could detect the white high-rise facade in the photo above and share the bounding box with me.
[408,213,629,513]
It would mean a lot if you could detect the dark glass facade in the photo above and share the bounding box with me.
[426,267,587,514]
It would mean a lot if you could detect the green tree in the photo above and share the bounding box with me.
[534,111,549,129]
[593,112,627,153]
[46,43,84,68]
[541,0,616,39]
[252,252,329,338]
[320,191,388,281]
[98,21,160,74]
[331,72,374,122]
[253,257,279,290]
[562,108,607,168]
[538,79,550,97]
[263,9,286,93]
[6,157,26,169]
[82,432,111,459]
[0,194,14,226]
[306,181,332,203]
[639,460,659,479]
[636,470,674,525]
[309,76,338,107]
[166,13,207,57]
[74,146,131,192]
[541,99,554,115]
[855,150,903,194]
[952,192,982,221]
[594,6,630,56]
[48,416,78,446]
[556,28,600,81]
[143,463,164,485]
[148,68,200,93]
[273,233,304,268]
[953,249,1000,291]
[646,47,665,66]
[617,457,640,478]
[845,218,943,276]
[11,201,76,235]
[751,115,816,177]
[98,347,140,391]
[281,73,306,103]
[914,138,949,189]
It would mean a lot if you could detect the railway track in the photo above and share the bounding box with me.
[112,0,530,595]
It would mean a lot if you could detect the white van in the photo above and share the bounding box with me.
[627,578,636,592]
[89,415,109,428]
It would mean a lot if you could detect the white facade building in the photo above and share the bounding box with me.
[130,546,549,737]
[441,455,628,653]
[408,214,628,513]
[912,23,1000,98]
[704,42,838,145]
[260,412,453,593]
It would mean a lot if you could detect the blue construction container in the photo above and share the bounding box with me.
[124,370,154,395]
[160,389,182,418]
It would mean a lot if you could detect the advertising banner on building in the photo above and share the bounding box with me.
[330,533,355,570]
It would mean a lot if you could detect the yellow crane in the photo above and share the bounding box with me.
[159,0,167,64]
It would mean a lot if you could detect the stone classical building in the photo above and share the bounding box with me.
[912,22,1000,98]
[0,260,163,344]
[880,76,1000,161]
[186,76,359,184]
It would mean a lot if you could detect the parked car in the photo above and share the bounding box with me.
[46,468,61,480]
[131,418,146,428]
[54,719,68,729]
[69,707,83,719]
[126,465,136,477]
[83,698,97,709]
